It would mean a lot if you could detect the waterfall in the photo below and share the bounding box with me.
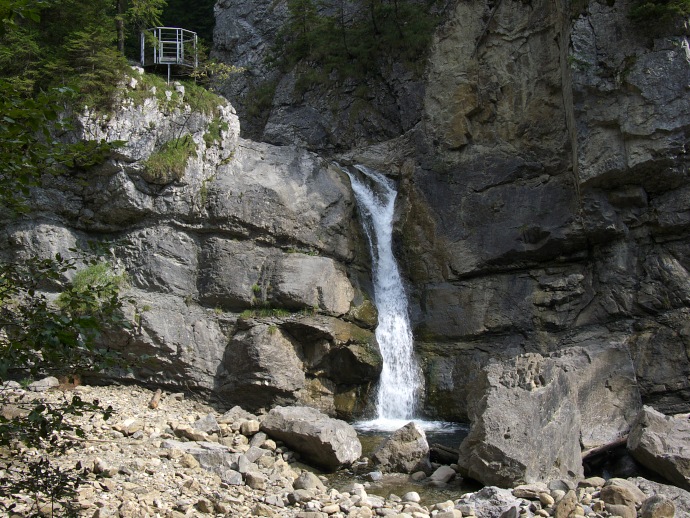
[346,164,423,422]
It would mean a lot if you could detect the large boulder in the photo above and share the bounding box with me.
[457,353,584,487]
[632,477,690,518]
[260,406,361,471]
[556,343,642,449]
[628,406,690,490]
[457,343,642,488]
[371,422,432,474]
[217,316,381,416]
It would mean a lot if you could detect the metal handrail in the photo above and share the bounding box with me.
[140,27,198,82]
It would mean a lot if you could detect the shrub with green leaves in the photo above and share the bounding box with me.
[629,0,690,34]
[56,261,127,316]
[273,0,441,82]
[142,134,197,184]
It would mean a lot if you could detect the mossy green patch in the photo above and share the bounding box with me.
[142,134,197,184]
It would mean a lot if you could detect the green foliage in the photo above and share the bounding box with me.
[0,0,130,111]
[0,254,129,381]
[56,262,127,316]
[629,0,690,33]
[244,79,279,129]
[272,0,441,83]
[204,116,229,147]
[240,308,292,318]
[183,80,226,115]
[0,81,119,217]
[143,134,197,184]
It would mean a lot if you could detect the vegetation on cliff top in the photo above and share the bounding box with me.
[272,0,441,80]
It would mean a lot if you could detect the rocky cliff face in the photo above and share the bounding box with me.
[212,0,690,436]
[1,70,380,419]
[405,0,690,424]
[5,0,690,461]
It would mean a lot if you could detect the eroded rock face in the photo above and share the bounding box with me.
[397,0,690,424]
[0,71,376,416]
[212,0,434,150]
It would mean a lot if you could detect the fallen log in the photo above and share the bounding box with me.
[581,435,628,460]
[149,388,162,409]
[430,443,459,465]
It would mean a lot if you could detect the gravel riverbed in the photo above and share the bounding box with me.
[1,383,688,517]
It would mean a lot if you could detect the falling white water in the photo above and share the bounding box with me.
[346,164,423,426]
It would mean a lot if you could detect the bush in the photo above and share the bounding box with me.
[142,134,197,184]
[629,0,690,34]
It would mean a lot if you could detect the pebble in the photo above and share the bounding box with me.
[0,383,674,518]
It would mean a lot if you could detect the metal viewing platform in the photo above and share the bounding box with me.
[140,27,198,83]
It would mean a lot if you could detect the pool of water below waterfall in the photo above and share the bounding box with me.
[324,420,481,506]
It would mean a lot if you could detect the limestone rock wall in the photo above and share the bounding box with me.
[1,72,379,418]
[211,0,690,425]
[404,0,690,421]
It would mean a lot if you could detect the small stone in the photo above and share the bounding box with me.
[550,489,566,502]
[410,471,427,481]
[181,453,200,469]
[265,494,285,507]
[640,495,676,518]
[193,413,220,434]
[245,471,267,490]
[603,478,646,504]
[430,465,456,484]
[220,468,243,485]
[174,424,208,442]
[250,431,268,447]
[367,471,383,481]
[28,376,59,392]
[253,503,277,517]
[553,490,577,518]
[513,483,548,500]
[289,489,315,504]
[195,498,214,514]
[294,471,327,491]
[436,511,463,518]
[431,500,455,512]
[240,419,261,436]
[322,504,340,514]
[539,492,555,507]
[606,503,636,518]
[402,492,421,503]
[578,477,605,489]
[600,485,636,508]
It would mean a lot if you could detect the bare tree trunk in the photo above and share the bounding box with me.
[116,0,125,54]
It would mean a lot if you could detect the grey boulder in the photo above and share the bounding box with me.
[260,405,361,471]
[628,406,690,490]
[372,422,432,474]
[457,353,583,487]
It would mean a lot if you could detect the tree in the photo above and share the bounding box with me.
[114,0,166,54]
[0,2,131,514]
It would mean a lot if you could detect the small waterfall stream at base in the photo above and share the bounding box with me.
[346,164,422,424]
[345,164,464,435]
[333,164,473,500]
